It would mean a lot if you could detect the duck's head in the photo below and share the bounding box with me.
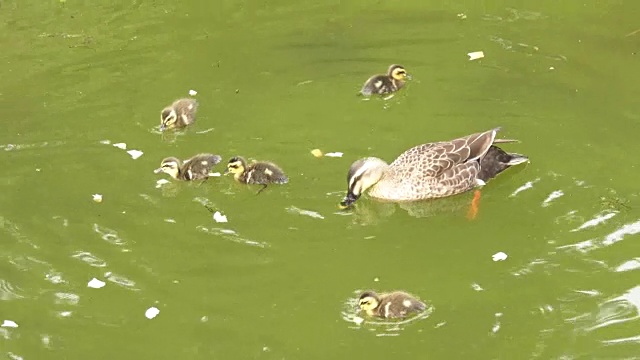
[358,291,381,312]
[225,156,247,176]
[339,157,389,209]
[154,157,181,179]
[160,107,178,131]
[388,64,411,81]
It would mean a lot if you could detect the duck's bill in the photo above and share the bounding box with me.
[153,168,163,174]
[339,192,360,209]
[223,168,230,175]
[159,124,166,131]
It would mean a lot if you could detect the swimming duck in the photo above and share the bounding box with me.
[160,98,198,131]
[358,290,426,319]
[225,156,288,193]
[339,127,528,208]
[360,64,411,97]
[154,153,222,181]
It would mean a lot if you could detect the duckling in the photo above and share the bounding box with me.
[339,127,528,208]
[160,98,198,131]
[359,64,411,97]
[358,290,426,319]
[154,153,222,181]
[225,156,288,193]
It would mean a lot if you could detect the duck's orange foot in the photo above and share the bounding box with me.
[467,190,481,220]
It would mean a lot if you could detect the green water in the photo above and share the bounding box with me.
[2,1,640,359]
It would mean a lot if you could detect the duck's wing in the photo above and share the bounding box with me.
[392,128,499,179]
[254,162,289,184]
[183,154,222,179]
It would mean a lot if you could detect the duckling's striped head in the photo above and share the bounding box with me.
[339,157,389,208]
[358,291,381,312]
[388,64,410,81]
[225,156,247,177]
[154,157,181,179]
[160,107,178,131]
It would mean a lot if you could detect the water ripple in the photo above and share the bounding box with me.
[105,272,139,291]
[71,251,107,268]
[54,292,80,306]
[571,286,640,335]
[0,140,66,152]
[92,223,127,247]
[615,258,640,273]
[0,216,36,248]
[0,279,24,301]
[559,218,640,253]
[196,226,268,248]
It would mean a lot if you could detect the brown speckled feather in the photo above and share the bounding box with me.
[367,291,427,319]
[368,128,526,200]
[239,161,288,185]
[179,154,222,180]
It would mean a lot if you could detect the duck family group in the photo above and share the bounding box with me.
[154,64,530,319]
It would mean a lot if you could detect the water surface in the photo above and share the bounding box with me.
[1,1,640,359]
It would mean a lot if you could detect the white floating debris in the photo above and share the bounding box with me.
[373,277,379,282]
[58,311,72,317]
[1,320,18,328]
[92,194,103,203]
[112,142,127,150]
[99,140,111,145]
[87,278,106,289]
[311,149,323,158]
[213,211,228,223]
[471,283,484,291]
[542,190,564,207]
[457,13,467,19]
[353,316,365,325]
[207,172,221,177]
[467,51,485,61]
[189,89,198,96]
[492,252,508,262]
[549,66,555,70]
[145,306,160,319]
[164,218,176,223]
[127,149,144,160]
[324,152,343,158]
